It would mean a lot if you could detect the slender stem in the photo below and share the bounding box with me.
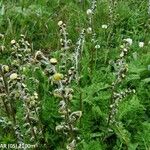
[107,85,116,127]
[34,107,49,147]
[1,71,16,125]
[64,96,74,140]
[90,48,96,77]
[1,96,10,118]
[0,71,21,143]
[79,88,83,127]
[26,113,38,142]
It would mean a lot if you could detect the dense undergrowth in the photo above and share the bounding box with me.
[0,0,150,150]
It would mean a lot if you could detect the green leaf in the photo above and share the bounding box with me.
[113,123,131,145]
[142,78,150,83]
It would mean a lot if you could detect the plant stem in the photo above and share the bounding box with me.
[1,71,16,125]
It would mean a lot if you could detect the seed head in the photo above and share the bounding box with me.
[139,42,144,48]
[34,51,43,60]
[50,58,58,65]
[124,38,133,46]
[10,73,18,80]
[2,65,9,73]
[87,27,92,34]
[86,9,92,16]
[101,24,108,29]
[58,21,63,27]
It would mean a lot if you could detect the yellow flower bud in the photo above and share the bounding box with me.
[53,73,63,81]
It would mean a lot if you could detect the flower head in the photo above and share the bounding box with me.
[2,65,9,73]
[86,9,92,16]
[124,38,133,46]
[139,42,144,48]
[50,58,58,65]
[10,73,18,80]
[53,73,63,81]
[102,24,108,29]
[11,40,16,45]
[58,21,63,27]
[87,27,92,34]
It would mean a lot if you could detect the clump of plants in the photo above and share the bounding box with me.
[0,0,150,150]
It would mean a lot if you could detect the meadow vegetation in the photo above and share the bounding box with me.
[0,0,150,149]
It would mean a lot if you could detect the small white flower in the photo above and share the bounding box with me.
[124,38,133,46]
[87,27,92,34]
[95,45,100,49]
[139,42,144,48]
[58,20,63,26]
[102,24,108,29]
[123,48,128,52]
[120,52,124,57]
[10,40,16,45]
[86,9,92,16]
